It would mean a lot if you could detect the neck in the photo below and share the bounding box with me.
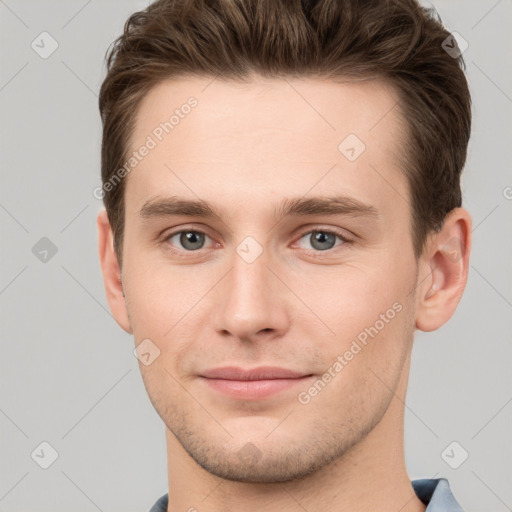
[165,353,426,512]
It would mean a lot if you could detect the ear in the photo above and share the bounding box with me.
[415,207,472,332]
[97,209,132,333]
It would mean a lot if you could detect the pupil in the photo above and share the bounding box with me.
[182,231,203,250]
[312,231,335,250]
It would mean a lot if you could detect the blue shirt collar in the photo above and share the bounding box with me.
[412,478,464,511]
[149,478,463,511]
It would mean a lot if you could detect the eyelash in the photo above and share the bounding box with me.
[161,226,352,257]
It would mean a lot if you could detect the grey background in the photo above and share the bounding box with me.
[1,0,511,510]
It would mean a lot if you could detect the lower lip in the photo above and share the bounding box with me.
[200,376,313,400]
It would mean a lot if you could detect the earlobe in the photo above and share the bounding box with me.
[415,208,472,332]
[97,209,133,333]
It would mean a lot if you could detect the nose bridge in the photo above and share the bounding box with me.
[215,240,287,339]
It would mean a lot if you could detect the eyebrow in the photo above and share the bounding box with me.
[138,195,379,222]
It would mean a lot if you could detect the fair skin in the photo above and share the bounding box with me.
[98,75,471,512]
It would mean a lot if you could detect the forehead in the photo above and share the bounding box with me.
[132,74,401,146]
[125,74,408,218]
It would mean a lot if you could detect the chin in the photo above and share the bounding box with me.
[176,425,356,484]
[192,451,327,483]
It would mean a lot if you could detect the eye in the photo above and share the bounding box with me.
[161,226,351,256]
[165,229,212,251]
[296,229,349,252]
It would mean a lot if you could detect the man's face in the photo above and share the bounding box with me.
[120,75,419,482]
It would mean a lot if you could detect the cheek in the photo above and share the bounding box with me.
[297,261,406,336]
[122,253,203,336]
[293,255,416,390]
[123,256,220,380]
[295,300,414,428]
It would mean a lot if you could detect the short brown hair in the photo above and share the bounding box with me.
[99,0,471,263]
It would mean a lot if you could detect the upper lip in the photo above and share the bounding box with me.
[200,366,311,381]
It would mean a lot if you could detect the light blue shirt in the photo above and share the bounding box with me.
[149,478,463,511]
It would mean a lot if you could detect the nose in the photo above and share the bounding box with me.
[213,245,290,343]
